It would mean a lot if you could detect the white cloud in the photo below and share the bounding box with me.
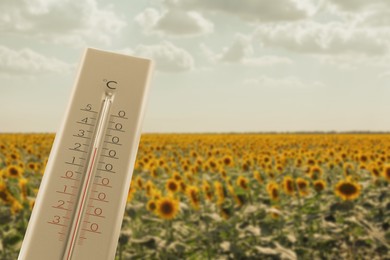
[163,0,316,22]
[327,0,390,12]
[201,34,292,66]
[255,21,389,56]
[218,34,253,63]
[243,56,293,66]
[135,8,213,37]
[357,10,390,28]
[0,45,72,76]
[378,70,390,79]
[134,41,194,73]
[0,0,126,45]
[243,75,325,88]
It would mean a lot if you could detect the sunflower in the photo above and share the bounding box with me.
[27,162,37,172]
[233,193,246,207]
[5,165,23,178]
[11,200,23,215]
[7,151,20,161]
[151,167,159,178]
[343,163,354,176]
[166,179,179,193]
[282,176,295,196]
[127,186,136,202]
[275,164,284,173]
[359,153,368,163]
[296,178,309,197]
[18,178,28,199]
[29,198,36,210]
[186,186,200,210]
[202,180,213,201]
[382,164,390,182]
[242,162,250,172]
[214,181,225,205]
[313,180,326,193]
[334,179,361,201]
[0,182,12,203]
[309,165,323,180]
[236,176,249,190]
[307,158,316,166]
[220,168,227,179]
[369,163,381,178]
[190,150,198,158]
[266,182,279,201]
[220,205,233,220]
[146,200,157,212]
[328,161,335,170]
[172,171,182,182]
[253,170,263,184]
[185,171,194,183]
[152,189,162,200]
[135,176,143,189]
[266,170,275,179]
[145,180,155,197]
[222,155,234,167]
[156,197,179,220]
[207,157,218,170]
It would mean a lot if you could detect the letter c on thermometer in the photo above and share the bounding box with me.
[106,81,117,90]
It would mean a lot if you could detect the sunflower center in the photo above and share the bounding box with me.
[271,188,278,199]
[224,157,231,165]
[287,181,294,192]
[9,167,19,176]
[314,182,324,191]
[190,191,198,202]
[160,201,174,215]
[339,183,357,196]
[386,168,390,178]
[239,180,247,189]
[168,182,177,191]
[149,202,156,211]
[297,181,307,190]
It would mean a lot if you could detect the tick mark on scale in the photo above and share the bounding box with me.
[47,222,67,227]
[52,206,71,211]
[56,191,74,196]
[101,155,119,159]
[80,109,97,113]
[76,121,95,126]
[81,228,101,234]
[90,198,108,203]
[72,135,91,140]
[86,213,106,218]
[107,128,125,132]
[104,141,122,146]
[65,162,84,167]
[93,183,112,188]
[97,169,116,173]
[111,115,128,119]
[68,148,87,153]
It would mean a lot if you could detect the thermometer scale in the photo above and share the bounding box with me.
[18,48,153,259]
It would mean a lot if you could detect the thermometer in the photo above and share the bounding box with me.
[18,48,153,260]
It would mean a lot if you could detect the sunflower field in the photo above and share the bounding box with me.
[0,133,389,259]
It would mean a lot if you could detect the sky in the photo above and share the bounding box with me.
[1,0,390,133]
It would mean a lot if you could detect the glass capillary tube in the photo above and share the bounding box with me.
[62,94,113,260]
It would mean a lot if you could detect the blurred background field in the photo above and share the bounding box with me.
[0,133,389,259]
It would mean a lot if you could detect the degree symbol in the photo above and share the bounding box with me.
[106,81,117,90]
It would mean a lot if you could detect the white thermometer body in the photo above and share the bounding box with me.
[18,48,153,260]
